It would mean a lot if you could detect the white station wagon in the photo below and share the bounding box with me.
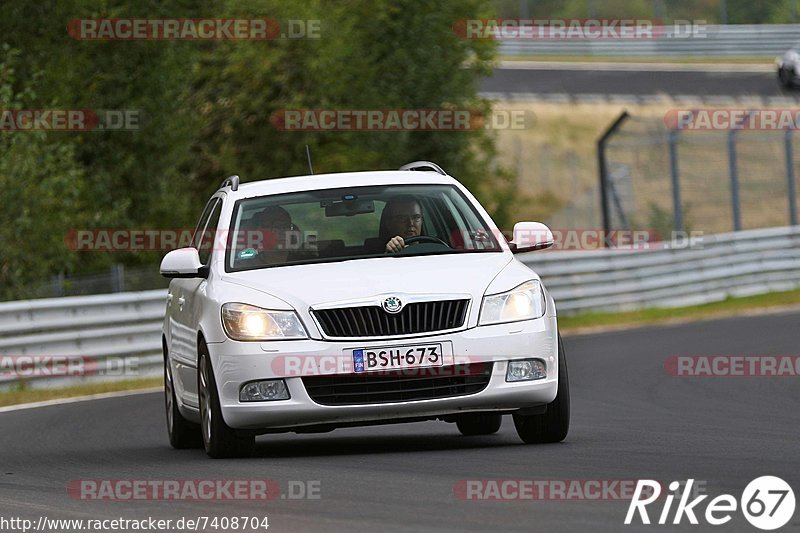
[160,162,569,458]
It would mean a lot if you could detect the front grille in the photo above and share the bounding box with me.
[302,363,493,405]
[312,299,469,337]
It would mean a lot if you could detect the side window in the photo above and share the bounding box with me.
[197,198,222,265]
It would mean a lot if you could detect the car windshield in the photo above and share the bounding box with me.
[225,184,503,271]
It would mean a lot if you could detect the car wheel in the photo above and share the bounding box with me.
[164,354,202,449]
[513,333,570,444]
[456,413,502,436]
[198,342,255,458]
[780,68,793,88]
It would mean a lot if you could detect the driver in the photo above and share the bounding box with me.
[382,197,423,253]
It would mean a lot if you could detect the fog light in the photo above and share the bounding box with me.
[239,379,290,402]
[506,359,546,382]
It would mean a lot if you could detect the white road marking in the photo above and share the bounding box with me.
[0,387,162,414]
[479,92,800,105]
[498,60,774,73]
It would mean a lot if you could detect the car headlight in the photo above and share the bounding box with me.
[479,280,546,325]
[221,303,307,341]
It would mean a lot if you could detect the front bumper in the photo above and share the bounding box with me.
[207,315,559,430]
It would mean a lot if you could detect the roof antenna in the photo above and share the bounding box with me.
[305,145,314,175]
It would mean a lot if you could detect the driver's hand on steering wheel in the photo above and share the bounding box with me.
[385,235,406,253]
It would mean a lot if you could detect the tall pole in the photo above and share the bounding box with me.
[519,0,529,18]
[727,129,742,231]
[786,129,798,225]
[668,130,683,233]
[597,111,630,240]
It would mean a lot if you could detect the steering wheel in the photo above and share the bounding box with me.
[404,235,451,247]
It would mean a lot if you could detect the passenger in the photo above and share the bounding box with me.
[248,206,294,264]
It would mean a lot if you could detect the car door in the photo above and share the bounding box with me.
[168,194,223,408]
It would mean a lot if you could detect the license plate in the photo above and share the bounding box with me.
[352,343,443,373]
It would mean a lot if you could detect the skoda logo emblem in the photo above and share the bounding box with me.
[382,296,403,314]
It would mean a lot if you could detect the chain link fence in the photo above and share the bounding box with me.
[600,112,800,237]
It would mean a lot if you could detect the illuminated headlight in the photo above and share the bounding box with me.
[506,359,547,382]
[240,379,290,402]
[221,303,307,341]
[479,280,546,325]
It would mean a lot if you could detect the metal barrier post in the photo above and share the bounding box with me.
[668,130,683,233]
[727,129,742,231]
[112,264,125,293]
[51,272,65,298]
[786,129,798,226]
[597,110,630,240]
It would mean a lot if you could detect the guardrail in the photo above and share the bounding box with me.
[498,24,800,57]
[0,290,166,389]
[1,226,798,389]
[531,225,800,312]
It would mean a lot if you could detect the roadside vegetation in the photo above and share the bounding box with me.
[558,287,800,332]
[0,0,513,300]
[0,377,161,408]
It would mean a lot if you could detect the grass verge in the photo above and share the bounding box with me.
[0,377,161,408]
[559,287,800,333]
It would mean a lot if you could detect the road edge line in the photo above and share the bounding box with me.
[0,386,162,414]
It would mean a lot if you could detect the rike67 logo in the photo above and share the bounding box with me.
[625,477,795,530]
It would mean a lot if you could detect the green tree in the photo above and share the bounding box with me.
[0,46,89,298]
[1,0,517,299]
[188,0,507,211]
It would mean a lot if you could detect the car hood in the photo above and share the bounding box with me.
[219,252,513,309]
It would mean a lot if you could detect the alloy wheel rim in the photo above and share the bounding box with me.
[164,360,174,432]
[199,357,211,444]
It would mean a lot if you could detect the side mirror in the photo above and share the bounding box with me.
[509,222,554,253]
[160,248,207,278]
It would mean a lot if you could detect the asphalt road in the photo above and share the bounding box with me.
[481,67,794,96]
[1,311,798,532]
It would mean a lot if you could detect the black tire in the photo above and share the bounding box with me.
[513,333,570,444]
[456,413,502,436]
[198,342,255,458]
[780,68,793,88]
[164,354,202,449]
